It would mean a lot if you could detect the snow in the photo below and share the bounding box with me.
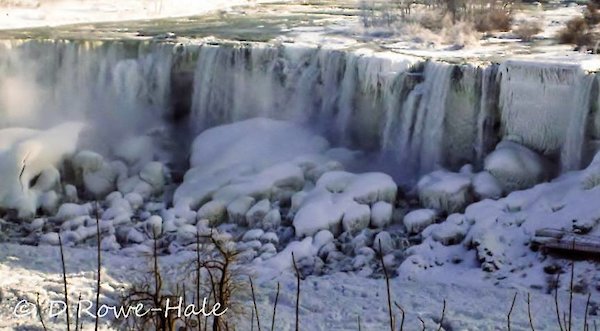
[0,0,277,30]
[0,242,586,331]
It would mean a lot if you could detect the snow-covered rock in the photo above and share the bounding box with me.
[293,190,343,237]
[403,209,437,234]
[484,140,553,192]
[261,209,281,231]
[197,200,227,225]
[374,231,394,254]
[423,214,469,246]
[72,150,117,198]
[227,196,255,225]
[242,229,265,242]
[245,199,271,227]
[417,170,473,214]
[371,201,393,228]
[139,161,166,193]
[294,171,397,237]
[56,203,91,220]
[341,202,370,233]
[472,171,503,200]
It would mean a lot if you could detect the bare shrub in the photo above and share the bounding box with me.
[514,21,543,42]
[474,9,513,32]
[558,17,592,45]
[558,0,600,52]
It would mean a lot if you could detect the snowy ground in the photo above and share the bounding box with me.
[0,0,284,30]
[0,0,596,65]
[0,243,594,330]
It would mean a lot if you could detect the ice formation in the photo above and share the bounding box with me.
[0,122,85,217]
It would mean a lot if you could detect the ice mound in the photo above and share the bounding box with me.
[0,122,85,217]
[484,140,554,192]
[174,118,330,210]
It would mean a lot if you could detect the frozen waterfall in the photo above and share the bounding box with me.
[0,39,598,186]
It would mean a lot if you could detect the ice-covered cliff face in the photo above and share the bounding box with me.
[0,39,598,185]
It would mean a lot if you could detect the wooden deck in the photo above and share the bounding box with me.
[533,228,600,256]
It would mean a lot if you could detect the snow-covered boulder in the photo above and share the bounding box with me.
[472,171,503,200]
[417,170,473,214]
[294,190,343,237]
[423,214,469,246]
[261,209,281,231]
[197,200,227,225]
[341,202,370,233]
[227,196,255,225]
[581,151,600,189]
[72,150,117,198]
[484,140,553,192]
[245,199,271,227]
[139,161,166,193]
[374,231,394,254]
[403,209,437,234]
[371,201,393,228]
[56,203,92,220]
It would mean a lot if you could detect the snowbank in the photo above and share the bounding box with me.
[402,149,600,291]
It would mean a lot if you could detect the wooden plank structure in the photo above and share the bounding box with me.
[533,228,600,256]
